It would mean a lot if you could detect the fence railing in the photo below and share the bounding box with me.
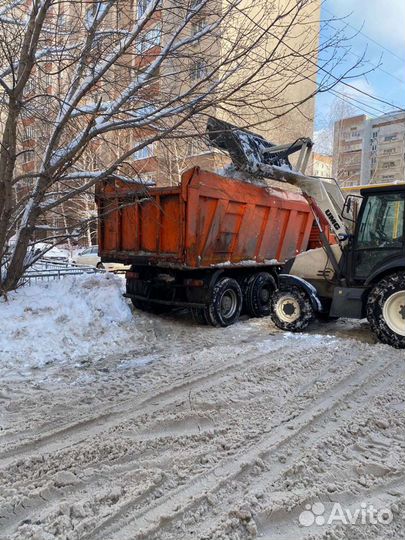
[21,257,104,286]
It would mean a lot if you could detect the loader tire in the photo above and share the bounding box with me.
[206,277,243,327]
[245,272,276,318]
[271,286,314,332]
[366,272,405,349]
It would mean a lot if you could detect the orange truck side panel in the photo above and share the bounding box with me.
[96,167,315,268]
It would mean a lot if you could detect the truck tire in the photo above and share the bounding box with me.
[245,272,276,318]
[271,286,314,332]
[206,277,243,327]
[366,272,405,349]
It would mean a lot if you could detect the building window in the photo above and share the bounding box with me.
[85,2,107,27]
[384,134,398,142]
[192,18,206,35]
[22,126,35,141]
[136,25,161,53]
[132,142,155,160]
[136,172,156,183]
[22,150,35,163]
[43,72,52,89]
[382,161,396,169]
[25,77,36,93]
[137,0,161,18]
[187,140,206,155]
[189,0,202,12]
[190,59,207,80]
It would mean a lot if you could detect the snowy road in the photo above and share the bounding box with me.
[1,276,405,539]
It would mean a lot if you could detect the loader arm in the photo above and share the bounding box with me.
[269,165,351,239]
[206,117,353,246]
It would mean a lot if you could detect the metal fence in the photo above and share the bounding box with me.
[21,258,104,286]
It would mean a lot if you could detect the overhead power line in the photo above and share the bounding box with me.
[324,7,405,64]
[329,89,388,117]
[228,1,405,114]
[323,21,405,86]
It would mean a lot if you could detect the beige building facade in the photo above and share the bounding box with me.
[126,0,321,185]
[313,153,332,178]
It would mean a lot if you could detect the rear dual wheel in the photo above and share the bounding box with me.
[195,273,277,327]
[206,277,243,327]
[245,272,276,318]
[205,277,243,327]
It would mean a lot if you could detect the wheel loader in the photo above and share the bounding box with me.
[207,118,405,348]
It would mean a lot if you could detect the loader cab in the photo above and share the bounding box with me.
[346,185,405,285]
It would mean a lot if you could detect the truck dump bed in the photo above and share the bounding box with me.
[96,167,315,269]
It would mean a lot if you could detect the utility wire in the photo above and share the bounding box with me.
[323,22,405,86]
[324,7,405,64]
[228,1,405,113]
[329,89,387,117]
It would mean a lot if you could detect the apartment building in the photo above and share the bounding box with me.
[8,0,320,245]
[313,153,332,178]
[332,114,365,186]
[333,111,405,186]
[12,0,320,186]
[122,0,321,185]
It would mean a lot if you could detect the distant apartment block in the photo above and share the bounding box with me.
[313,153,332,178]
[333,111,405,186]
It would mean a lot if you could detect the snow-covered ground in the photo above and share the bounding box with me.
[0,275,405,539]
[0,274,136,371]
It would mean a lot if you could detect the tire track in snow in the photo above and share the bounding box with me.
[79,349,403,539]
[0,338,292,467]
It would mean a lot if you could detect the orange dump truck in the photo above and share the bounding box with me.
[96,167,320,326]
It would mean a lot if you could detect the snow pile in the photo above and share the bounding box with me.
[0,274,137,369]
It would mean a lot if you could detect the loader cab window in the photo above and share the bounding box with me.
[352,192,405,280]
[357,193,404,249]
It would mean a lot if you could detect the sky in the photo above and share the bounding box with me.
[315,0,405,145]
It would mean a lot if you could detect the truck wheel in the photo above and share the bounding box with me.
[245,272,276,318]
[271,286,314,332]
[206,277,243,327]
[367,273,405,349]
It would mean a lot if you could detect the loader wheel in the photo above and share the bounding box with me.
[206,277,243,327]
[367,272,405,349]
[271,286,314,332]
[245,272,276,318]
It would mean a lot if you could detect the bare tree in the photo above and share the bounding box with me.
[0,0,361,292]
